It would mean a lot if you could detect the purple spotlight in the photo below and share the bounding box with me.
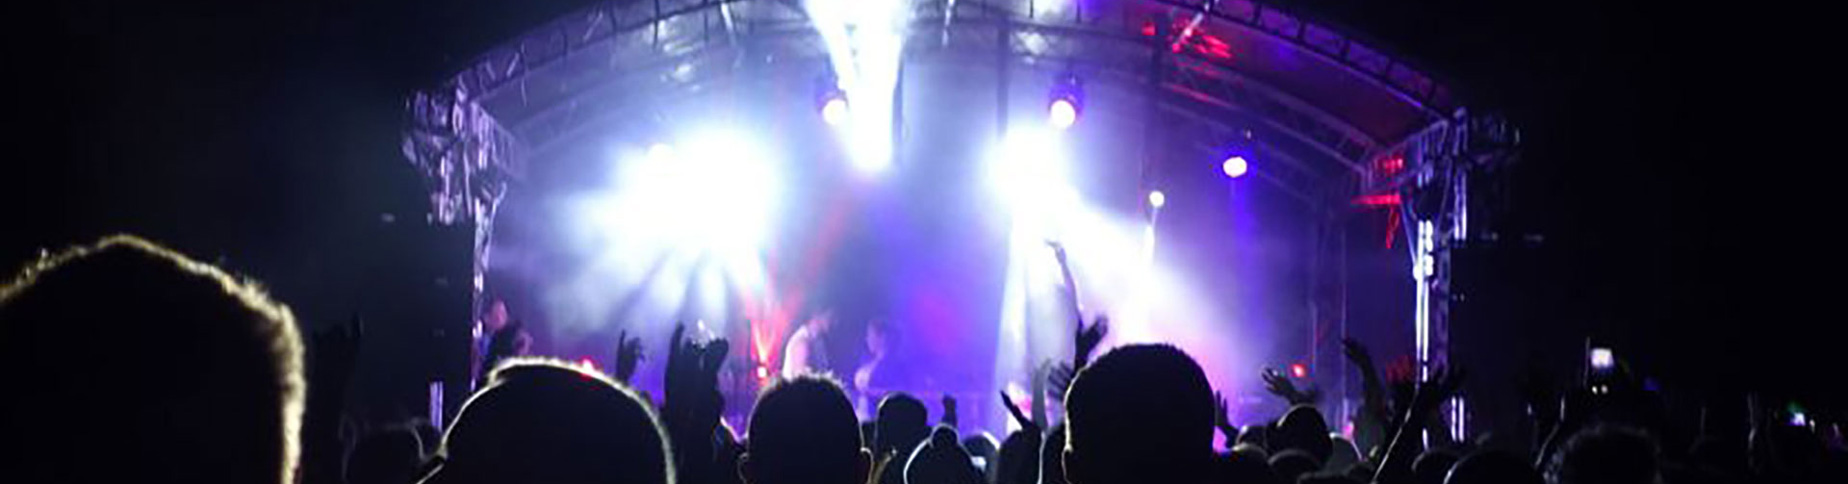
[821,95,850,126]
[1048,97,1079,130]
[1222,155,1249,179]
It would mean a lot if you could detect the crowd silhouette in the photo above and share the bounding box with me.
[1,235,1842,484]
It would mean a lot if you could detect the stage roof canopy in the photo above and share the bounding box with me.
[405,0,1463,224]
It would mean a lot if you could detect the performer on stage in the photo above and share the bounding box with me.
[780,310,834,378]
[852,318,889,392]
[850,318,894,416]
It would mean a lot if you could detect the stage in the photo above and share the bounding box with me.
[400,0,1517,436]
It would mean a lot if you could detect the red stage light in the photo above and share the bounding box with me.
[1289,363,1309,379]
[1353,193,1402,207]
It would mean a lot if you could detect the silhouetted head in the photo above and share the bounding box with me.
[1546,425,1659,484]
[421,359,672,484]
[962,431,1000,479]
[1413,450,1461,484]
[1232,443,1271,464]
[1269,449,1319,483]
[995,429,1042,484]
[876,393,930,456]
[1327,434,1361,472]
[1271,405,1333,465]
[0,235,306,484]
[1238,423,1270,450]
[1756,422,1827,478]
[1346,462,1378,483]
[1062,344,1215,484]
[905,425,984,484]
[1445,450,1541,484]
[1298,470,1364,484]
[876,393,931,484]
[1217,450,1279,484]
[742,375,871,484]
[1687,435,1746,475]
[348,426,426,484]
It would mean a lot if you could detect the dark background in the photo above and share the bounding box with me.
[4,0,1832,418]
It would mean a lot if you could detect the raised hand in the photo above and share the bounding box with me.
[1261,367,1321,405]
[1030,360,1050,428]
[1409,366,1467,417]
[1375,365,1467,483]
[300,313,365,484]
[1047,362,1075,402]
[1044,239,1068,263]
[667,324,688,370]
[941,394,959,427]
[614,329,644,383]
[1518,366,1558,421]
[1214,391,1239,447]
[666,324,729,402]
[311,313,365,385]
[663,324,692,411]
[999,390,1040,434]
[1341,337,1375,370]
[1074,315,1109,369]
[661,323,730,483]
[1046,239,1082,321]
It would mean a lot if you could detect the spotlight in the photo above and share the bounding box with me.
[1222,155,1249,179]
[1147,190,1166,209]
[988,128,1072,216]
[1289,362,1308,379]
[815,72,850,126]
[648,143,677,163]
[821,95,850,126]
[1049,98,1078,130]
[1047,73,1083,130]
[610,130,780,251]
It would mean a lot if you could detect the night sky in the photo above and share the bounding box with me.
[6,1,1830,409]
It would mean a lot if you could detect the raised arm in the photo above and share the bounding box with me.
[613,329,645,383]
[1374,367,1464,484]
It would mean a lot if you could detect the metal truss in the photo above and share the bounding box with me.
[406,0,1462,206]
[1381,109,1520,438]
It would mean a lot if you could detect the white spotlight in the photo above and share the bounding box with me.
[613,131,781,252]
[1222,155,1250,179]
[1147,190,1167,209]
[821,96,850,126]
[1047,74,1084,130]
[1048,98,1079,130]
[989,127,1081,242]
[648,143,677,163]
